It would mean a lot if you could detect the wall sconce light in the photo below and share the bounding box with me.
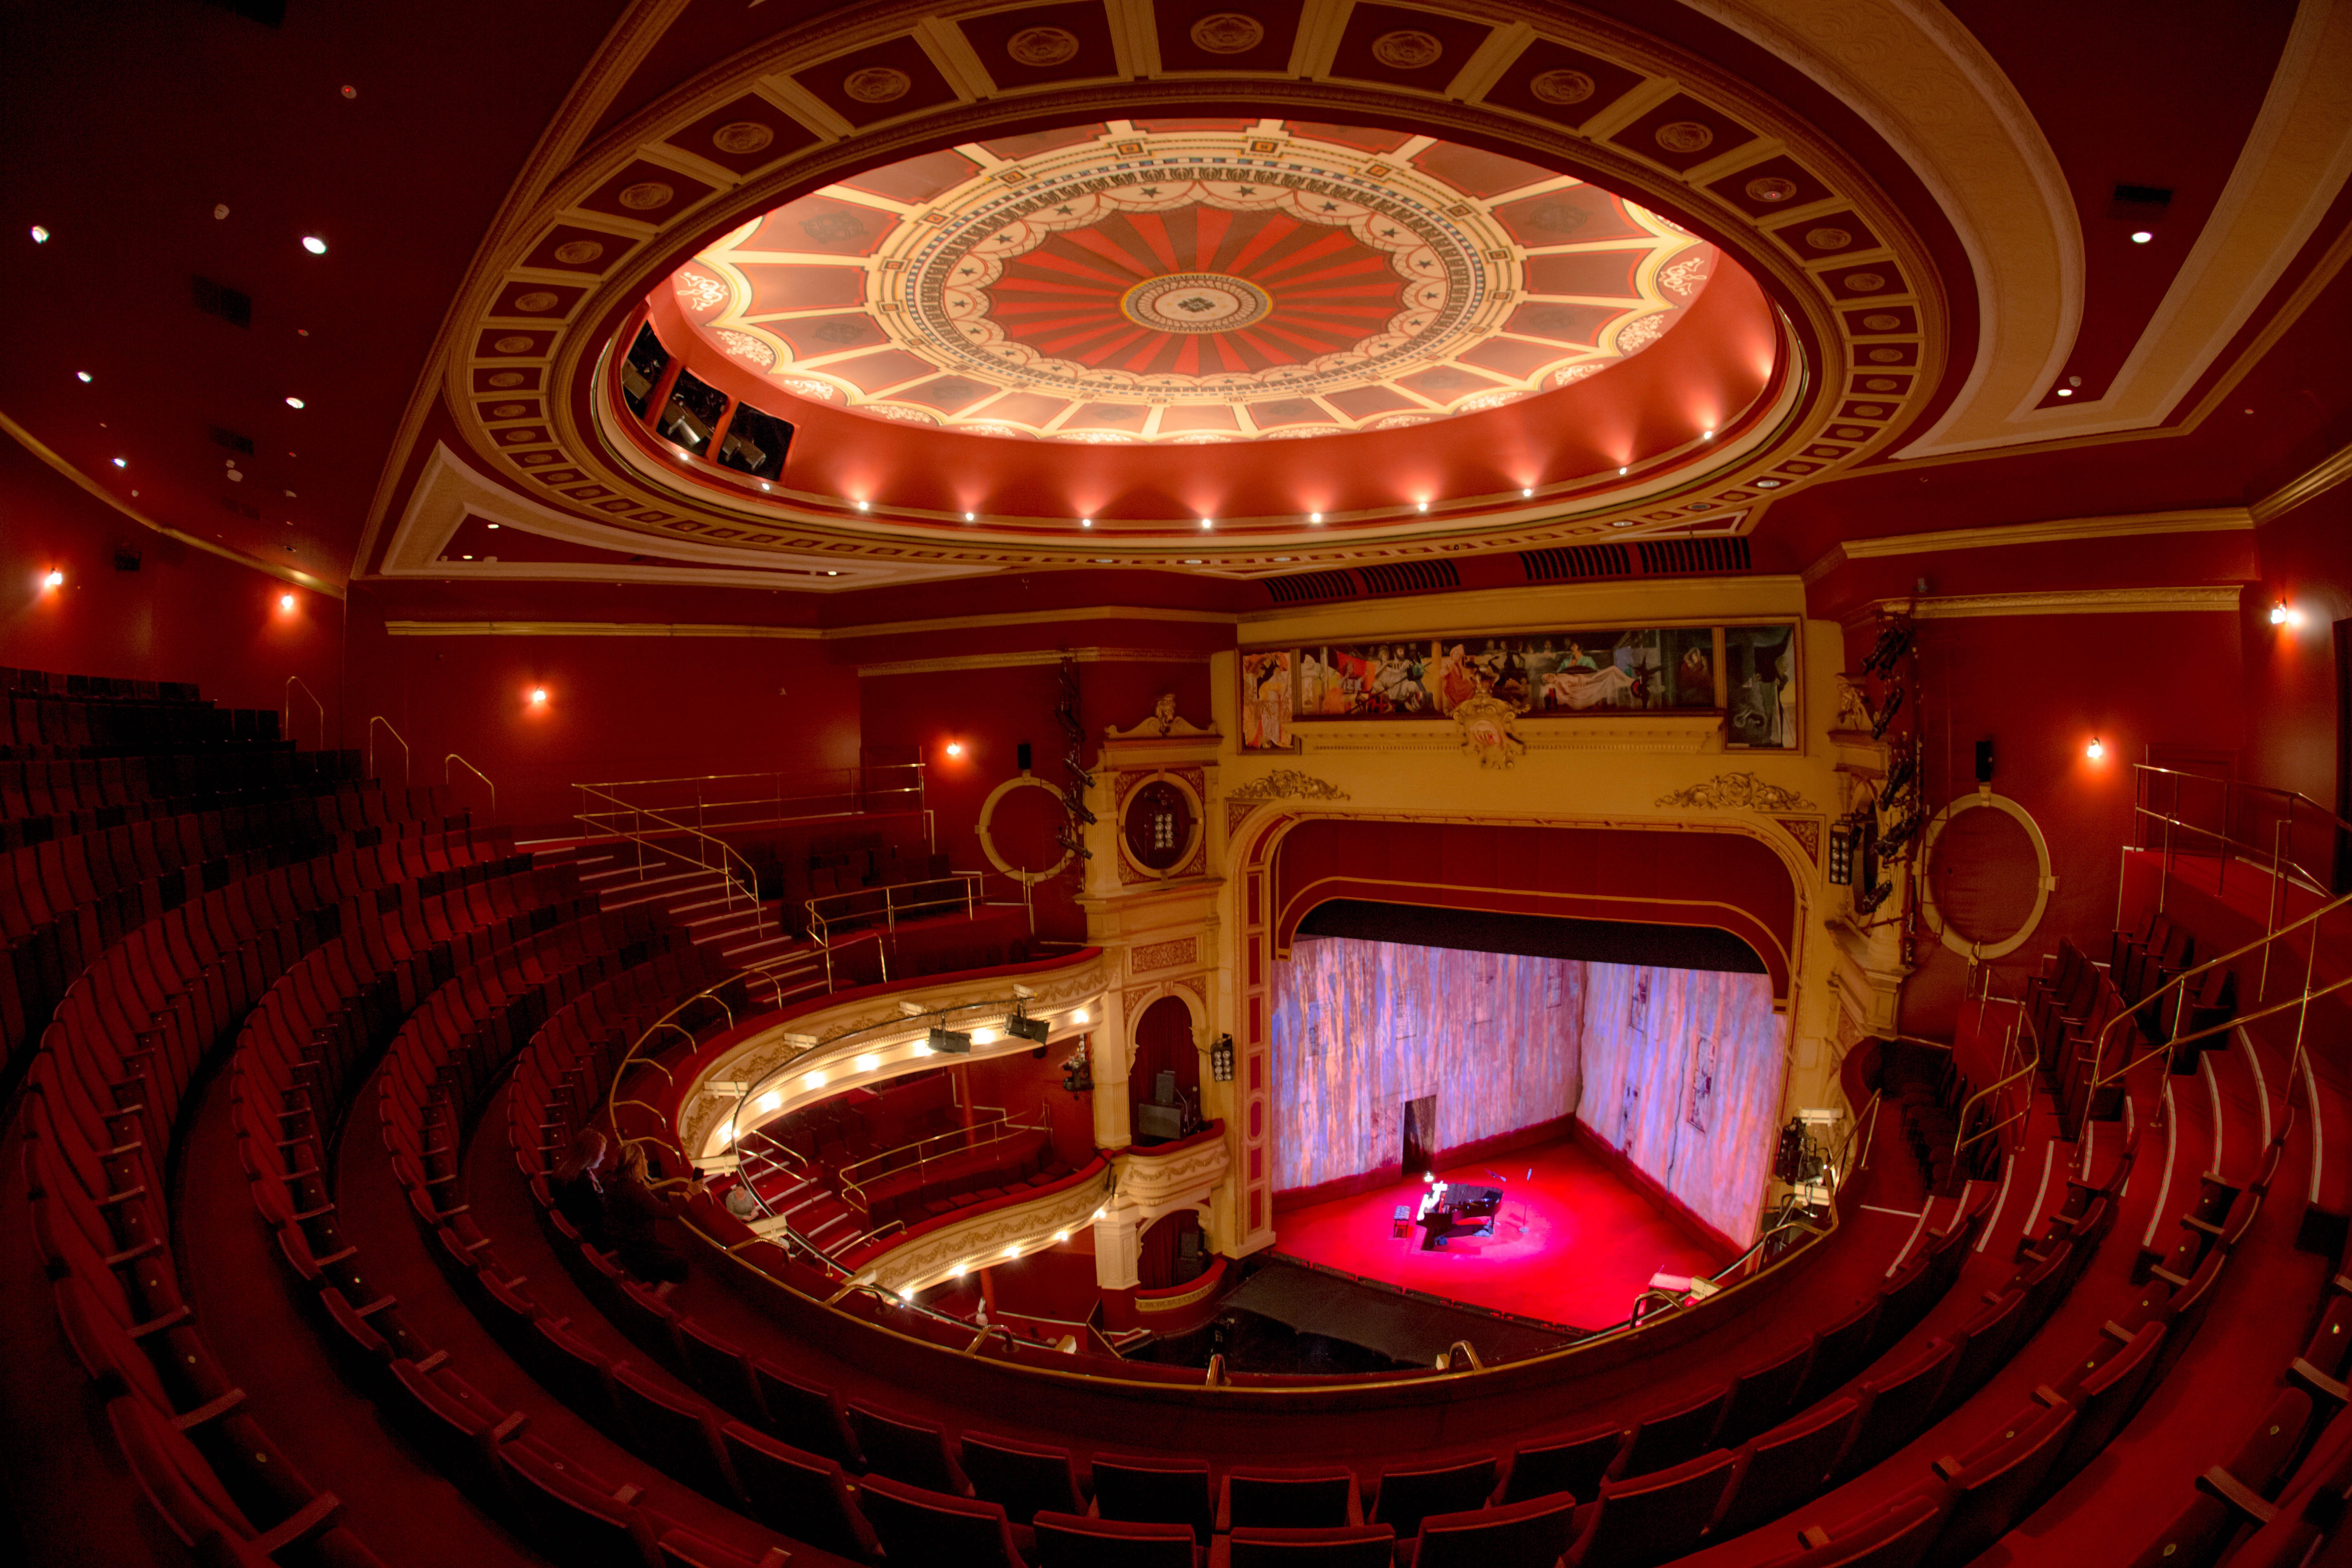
[530,688,548,706]
[944,740,963,757]
[2085,737,2105,762]
[278,593,296,612]
[1209,1033,1235,1083]
[2271,600,2292,626]
[42,570,64,590]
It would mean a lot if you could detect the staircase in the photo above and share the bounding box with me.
[523,843,829,1001]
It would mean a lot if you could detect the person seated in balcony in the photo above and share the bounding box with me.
[552,1129,613,1240]
[607,1140,710,1294]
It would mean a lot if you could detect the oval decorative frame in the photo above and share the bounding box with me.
[1915,791,2057,961]
[976,773,1075,886]
[1116,769,1206,884]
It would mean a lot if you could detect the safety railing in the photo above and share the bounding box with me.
[838,1102,1055,1218]
[574,760,931,849]
[2132,763,2352,915]
[282,675,325,749]
[365,715,410,788]
[444,752,496,817]
[576,780,767,929]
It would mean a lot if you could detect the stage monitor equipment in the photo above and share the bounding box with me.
[927,1026,972,1055]
[1004,1014,1050,1045]
[1136,1102,1186,1141]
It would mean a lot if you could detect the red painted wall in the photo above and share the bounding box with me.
[1885,607,2247,1036]
[2244,488,2352,807]
[341,586,861,833]
[0,436,343,723]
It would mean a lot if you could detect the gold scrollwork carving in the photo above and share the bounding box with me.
[1656,772,1819,812]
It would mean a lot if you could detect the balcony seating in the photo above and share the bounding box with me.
[1395,1493,1577,1568]
[718,1423,880,1559]
[1217,1467,1361,1531]
[1093,1454,1217,1544]
[963,1434,1089,1525]
[1216,1523,1396,1568]
[1713,1396,1861,1537]
[845,1401,973,1495]
[1500,1425,1629,1506]
[1561,1448,1739,1566]
[1033,1510,1205,1568]
[1367,1457,1501,1543]
[856,1474,1035,1568]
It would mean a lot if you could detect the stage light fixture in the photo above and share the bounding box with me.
[928,1025,973,1056]
[1209,1033,1234,1083]
[944,740,962,757]
[1005,1013,1051,1045]
[2085,737,2105,761]
[2271,600,2291,626]
[111,457,126,468]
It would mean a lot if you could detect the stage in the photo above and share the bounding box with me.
[1272,1133,1729,1330]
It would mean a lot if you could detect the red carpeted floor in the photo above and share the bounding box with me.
[1273,1134,1730,1330]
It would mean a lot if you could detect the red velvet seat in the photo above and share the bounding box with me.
[1563,1448,1739,1567]
[1716,1396,1861,1538]
[1831,1338,1958,1484]
[497,1432,676,1568]
[1218,1466,1361,1531]
[857,1473,1034,1568]
[1396,1492,1577,1568]
[1370,1456,1500,1541]
[1617,1383,1728,1478]
[1501,1425,1625,1505]
[962,1431,1088,1524]
[1756,1490,1944,1568]
[1034,1510,1205,1568]
[1922,1400,2078,1566]
[717,1422,881,1561]
[846,1401,972,1495]
[1216,1523,1397,1568]
[1092,1453,1216,1544]
[612,1362,739,1502]
[1715,1337,1817,1448]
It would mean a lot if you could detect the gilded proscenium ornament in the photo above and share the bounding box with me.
[1451,693,1528,769]
[1227,770,1351,802]
[1657,772,1817,812]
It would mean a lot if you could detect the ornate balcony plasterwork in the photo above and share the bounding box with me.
[1113,1127,1233,1220]
[854,1165,1115,1296]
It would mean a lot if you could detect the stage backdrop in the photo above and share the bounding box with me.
[1270,941,1784,1244]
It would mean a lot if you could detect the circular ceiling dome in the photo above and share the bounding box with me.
[668,118,1719,446]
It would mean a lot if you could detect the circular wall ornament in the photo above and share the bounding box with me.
[492,334,535,353]
[1804,227,1853,250]
[552,239,605,267]
[1862,312,1903,330]
[1843,271,1887,292]
[1007,26,1081,66]
[1744,176,1796,203]
[843,66,911,103]
[1116,771,1205,881]
[617,181,674,211]
[1654,120,1715,154]
[1189,13,1264,52]
[711,121,774,155]
[1530,69,1596,105]
[975,774,1076,886]
[486,370,526,388]
[1918,791,2057,960]
[1371,29,1444,69]
[513,290,560,313]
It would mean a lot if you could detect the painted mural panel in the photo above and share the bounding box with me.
[1268,938,1586,1193]
[1724,623,1798,748]
[1240,650,1293,751]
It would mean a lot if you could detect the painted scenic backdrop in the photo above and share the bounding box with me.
[1270,937,1785,1244]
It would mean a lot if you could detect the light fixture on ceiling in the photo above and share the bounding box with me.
[1416,501,1428,512]
[302,236,327,255]
[1081,518,1092,528]
[111,457,126,468]
[825,569,838,576]
[1072,1007,1090,1025]
[1611,519,1635,528]
[855,499,869,510]
[486,522,499,529]
[2056,388,2072,397]
[530,688,548,706]
[75,371,91,383]
[1618,466,1629,476]
[29,225,49,244]
[1309,512,1322,523]
[285,396,305,409]
[1702,429,1715,441]
[2271,600,2293,626]
[1521,488,1534,498]
[964,512,976,521]
[2130,230,2153,244]
[760,482,770,491]
[1200,518,1214,529]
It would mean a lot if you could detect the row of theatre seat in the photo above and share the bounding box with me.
[0,685,283,756]
[18,802,512,1568]
[0,747,363,844]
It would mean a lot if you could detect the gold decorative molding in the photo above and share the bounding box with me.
[860,1169,1115,1295]
[1892,585,2244,620]
[860,648,1215,677]
[1801,507,2254,584]
[1452,693,1529,769]
[1226,770,1350,803]
[1657,771,1817,812]
[385,619,820,639]
[1114,1133,1233,1214]
[1297,711,1725,755]
[2252,433,2352,524]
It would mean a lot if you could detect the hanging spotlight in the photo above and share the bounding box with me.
[76,371,91,383]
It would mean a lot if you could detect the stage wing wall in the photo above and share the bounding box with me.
[1575,964,1786,1246]
[1270,937,1586,1194]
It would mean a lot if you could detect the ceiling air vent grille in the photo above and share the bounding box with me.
[192,275,253,327]
[1355,559,1460,596]
[1520,544,1633,582]
[1636,536,1751,575]
[1261,569,1359,606]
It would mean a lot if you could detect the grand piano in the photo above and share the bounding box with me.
[1413,1180,1503,1250]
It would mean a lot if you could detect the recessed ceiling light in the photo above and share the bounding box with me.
[111,457,126,468]
[2130,230,2153,244]
[284,396,305,409]
[1184,558,1202,564]
[486,522,499,529]
[1611,519,1635,527]
[1618,466,1630,476]
[760,481,770,491]
[29,225,49,244]
[1755,478,1782,488]
[1081,518,1092,528]
[964,511,976,521]
[1416,500,1428,512]
[279,594,295,611]
[1702,429,1715,440]
[75,371,91,383]
[2056,388,2072,396]
[461,554,473,560]
[1200,518,1213,529]
[826,570,839,576]
[43,570,63,588]
[1521,488,1534,498]
[301,236,327,255]
[1309,512,1322,523]
[855,500,869,510]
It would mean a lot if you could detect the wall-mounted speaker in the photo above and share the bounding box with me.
[1975,739,1995,784]
[1017,741,1033,772]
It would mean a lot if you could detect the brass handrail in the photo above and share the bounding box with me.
[444,752,496,815]
[839,1105,1054,1215]
[575,780,766,923]
[283,675,325,748]
[365,715,410,788]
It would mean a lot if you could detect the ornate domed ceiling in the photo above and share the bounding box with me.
[667,120,1719,446]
